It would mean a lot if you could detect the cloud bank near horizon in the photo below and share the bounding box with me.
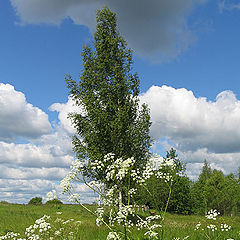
[10,0,207,62]
[1,82,240,203]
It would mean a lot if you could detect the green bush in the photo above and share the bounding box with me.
[45,199,63,205]
[28,197,42,205]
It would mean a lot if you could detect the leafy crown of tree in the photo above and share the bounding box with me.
[164,148,186,174]
[66,7,152,182]
[198,159,212,184]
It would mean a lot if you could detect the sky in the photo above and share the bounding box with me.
[1,0,240,203]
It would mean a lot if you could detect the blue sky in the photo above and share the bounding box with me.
[1,0,240,203]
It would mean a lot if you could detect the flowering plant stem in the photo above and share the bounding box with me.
[161,180,173,239]
[59,153,177,239]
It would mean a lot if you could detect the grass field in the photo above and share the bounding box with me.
[1,202,240,239]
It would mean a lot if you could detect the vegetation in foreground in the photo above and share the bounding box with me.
[1,203,240,240]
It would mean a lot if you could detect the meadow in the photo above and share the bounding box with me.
[1,202,240,240]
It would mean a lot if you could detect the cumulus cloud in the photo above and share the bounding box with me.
[0,166,69,180]
[140,85,240,154]
[178,148,240,180]
[0,141,73,168]
[49,97,84,135]
[10,0,207,61]
[140,85,240,179]
[0,179,56,203]
[0,83,51,141]
[49,85,240,179]
[0,84,94,203]
[3,82,240,201]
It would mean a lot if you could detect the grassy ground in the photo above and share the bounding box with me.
[1,202,240,239]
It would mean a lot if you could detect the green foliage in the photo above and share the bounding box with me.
[45,199,63,205]
[205,171,240,215]
[190,161,240,215]
[28,197,42,205]
[135,149,192,214]
[168,175,192,214]
[190,160,213,214]
[66,7,151,185]
[135,173,168,210]
[164,148,186,174]
[198,160,212,184]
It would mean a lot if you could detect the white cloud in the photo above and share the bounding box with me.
[179,148,240,180]
[140,85,240,179]
[10,0,207,62]
[0,179,56,203]
[2,83,240,202]
[0,84,86,204]
[0,165,69,180]
[0,141,73,168]
[0,83,51,141]
[140,85,240,153]
[50,85,240,180]
[49,97,83,135]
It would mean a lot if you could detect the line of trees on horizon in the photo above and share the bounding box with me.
[22,148,240,217]
[135,148,240,216]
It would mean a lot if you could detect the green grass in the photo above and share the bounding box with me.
[1,203,240,239]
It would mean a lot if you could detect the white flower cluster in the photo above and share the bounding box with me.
[45,152,177,239]
[206,224,217,232]
[128,188,137,198]
[130,169,142,182]
[104,185,118,206]
[95,207,104,227]
[144,230,158,239]
[136,214,162,239]
[136,215,162,230]
[90,158,105,171]
[90,153,115,172]
[220,223,231,232]
[57,152,176,207]
[205,209,220,220]
[194,222,201,230]
[172,237,189,240]
[25,215,51,239]
[46,190,57,201]
[195,209,234,239]
[68,193,80,203]
[106,156,135,182]
[0,232,20,240]
[60,159,83,193]
[116,206,134,226]
[106,205,135,228]
[106,231,120,240]
[0,215,81,240]
[164,157,175,168]
[155,171,172,182]
[88,180,104,192]
[139,154,175,185]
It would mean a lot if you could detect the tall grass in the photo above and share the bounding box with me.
[1,203,240,239]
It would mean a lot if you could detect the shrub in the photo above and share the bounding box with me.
[45,199,63,205]
[28,197,42,205]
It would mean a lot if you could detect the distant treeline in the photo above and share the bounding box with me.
[135,148,240,216]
